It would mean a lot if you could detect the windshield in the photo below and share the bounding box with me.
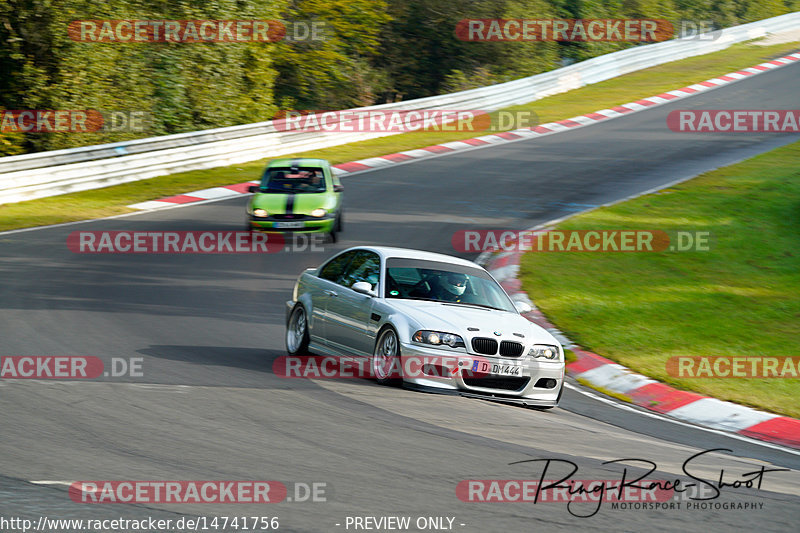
[259,167,326,193]
[384,258,516,313]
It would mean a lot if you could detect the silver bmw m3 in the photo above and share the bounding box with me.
[285,246,565,407]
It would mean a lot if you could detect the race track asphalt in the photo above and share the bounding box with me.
[1,59,798,532]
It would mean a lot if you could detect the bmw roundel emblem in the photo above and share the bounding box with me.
[493,331,502,336]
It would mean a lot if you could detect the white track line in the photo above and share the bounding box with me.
[564,383,800,456]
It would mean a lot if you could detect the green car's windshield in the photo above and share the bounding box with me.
[260,167,326,193]
[384,258,517,313]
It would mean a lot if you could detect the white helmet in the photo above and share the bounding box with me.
[442,273,467,296]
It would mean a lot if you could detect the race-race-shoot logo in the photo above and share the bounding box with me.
[460,450,789,517]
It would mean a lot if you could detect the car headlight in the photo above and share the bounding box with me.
[310,208,327,218]
[529,344,560,360]
[413,330,465,348]
[253,208,268,218]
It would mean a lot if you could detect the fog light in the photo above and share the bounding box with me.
[534,378,557,388]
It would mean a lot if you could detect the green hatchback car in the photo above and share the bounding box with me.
[247,158,344,241]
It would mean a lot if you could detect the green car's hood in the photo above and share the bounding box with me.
[249,191,338,215]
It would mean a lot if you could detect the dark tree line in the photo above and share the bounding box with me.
[0,0,796,154]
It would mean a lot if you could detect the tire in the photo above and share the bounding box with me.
[286,305,310,355]
[372,327,402,385]
[325,212,342,243]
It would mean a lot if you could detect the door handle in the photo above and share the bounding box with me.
[324,289,338,297]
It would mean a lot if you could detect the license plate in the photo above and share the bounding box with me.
[274,221,305,229]
[471,361,522,376]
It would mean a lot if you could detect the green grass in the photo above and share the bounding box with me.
[1,40,798,233]
[519,140,800,418]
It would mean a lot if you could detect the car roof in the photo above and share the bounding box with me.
[340,246,481,269]
[267,158,330,168]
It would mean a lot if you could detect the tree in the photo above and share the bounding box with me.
[377,0,559,100]
[0,0,286,152]
[272,0,392,110]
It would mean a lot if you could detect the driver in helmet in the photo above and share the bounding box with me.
[431,272,468,302]
[296,170,324,191]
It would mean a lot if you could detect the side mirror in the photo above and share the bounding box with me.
[248,185,260,193]
[333,184,344,192]
[351,281,377,297]
[514,300,532,314]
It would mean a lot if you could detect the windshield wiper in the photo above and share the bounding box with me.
[391,297,504,311]
[441,302,502,311]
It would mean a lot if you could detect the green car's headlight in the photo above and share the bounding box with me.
[529,344,560,360]
[253,208,268,218]
[413,330,465,348]
[310,208,327,218]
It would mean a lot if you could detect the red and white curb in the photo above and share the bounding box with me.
[128,52,800,211]
[128,182,258,211]
[483,250,800,450]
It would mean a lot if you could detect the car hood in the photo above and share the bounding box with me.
[387,300,557,345]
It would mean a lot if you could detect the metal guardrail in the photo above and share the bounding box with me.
[1,12,798,205]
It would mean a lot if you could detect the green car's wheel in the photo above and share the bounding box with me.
[326,212,342,243]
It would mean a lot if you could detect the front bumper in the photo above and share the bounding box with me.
[398,342,564,406]
[249,215,335,233]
